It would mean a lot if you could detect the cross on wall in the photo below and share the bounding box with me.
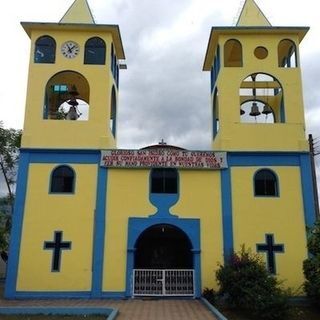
[256,234,284,274]
[44,231,72,272]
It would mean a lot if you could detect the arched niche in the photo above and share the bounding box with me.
[278,39,298,68]
[110,86,117,136]
[43,71,90,121]
[224,39,243,67]
[239,73,285,123]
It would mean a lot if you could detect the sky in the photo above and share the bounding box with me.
[0,0,319,196]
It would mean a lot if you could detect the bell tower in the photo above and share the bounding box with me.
[203,0,309,152]
[21,0,125,149]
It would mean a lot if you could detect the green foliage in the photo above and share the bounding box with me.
[216,246,290,320]
[0,121,21,202]
[0,211,10,252]
[303,220,320,307]
[202,287,217,305]
[0,122,21,260]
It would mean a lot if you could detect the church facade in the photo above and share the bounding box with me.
[5,0,317,299]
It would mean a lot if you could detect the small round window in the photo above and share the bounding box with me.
[254,46,268,59]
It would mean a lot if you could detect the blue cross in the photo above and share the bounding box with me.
[256,234,284,274]
[44,231,72,272]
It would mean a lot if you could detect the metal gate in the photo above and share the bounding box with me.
[133,269,194,296]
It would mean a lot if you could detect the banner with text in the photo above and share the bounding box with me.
[100,149,227,169]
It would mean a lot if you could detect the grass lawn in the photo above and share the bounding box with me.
[220,306,320,320]
[0,282,110,320]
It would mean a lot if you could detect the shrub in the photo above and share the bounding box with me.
[303,220,320,307]
[202,287,216,305]
[216,246,289,320]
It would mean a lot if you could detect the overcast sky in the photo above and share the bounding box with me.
[0,0,319,196]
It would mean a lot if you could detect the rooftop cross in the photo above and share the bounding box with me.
[159,139,167,145]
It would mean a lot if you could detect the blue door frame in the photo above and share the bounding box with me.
[125,217,201,297]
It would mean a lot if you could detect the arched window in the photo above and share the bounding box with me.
[50,166,75,193]
[84,37,106,65]
[254,169,278,197]
[34,35,56,64]
[110,86,117,136]
[224,39,243,67]
[278,39,297,68]
[151,168,178,194]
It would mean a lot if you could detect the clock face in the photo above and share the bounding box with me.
[61,41,80,59]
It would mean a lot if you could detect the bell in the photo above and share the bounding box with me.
[68,85,79,97]
[67,97,79,106]
[66,106,79,120]
[249,102,261,117]
[240,108,245,115]
[262,103,272,115]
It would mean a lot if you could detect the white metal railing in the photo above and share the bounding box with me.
[133,269,194,296]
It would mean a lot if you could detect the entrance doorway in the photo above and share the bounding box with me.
[133,224,194,296]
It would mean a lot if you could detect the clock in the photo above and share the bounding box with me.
[61,41,80,59]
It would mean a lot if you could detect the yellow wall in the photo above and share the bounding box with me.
[231,166,307,290]
[173,170,223,290]
[17,163,97,291]
[22,29,117,149]
[103,169,224,292]
[103,169,155,291]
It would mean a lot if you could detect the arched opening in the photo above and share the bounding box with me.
[213,87,220,138]
[134,224,193,269]
[278,39,297,68]
[43,71,90,120]
[224,39,243,67]
[111,44,114,72]
[239,73,284,123]
[110,86,117,136]
[34,35,56,64]
[84,37,106,65]
[111,44,119,87]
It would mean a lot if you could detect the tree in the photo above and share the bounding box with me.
[303,220,320,307]
[0,121,21,204]
[0,121,21,262]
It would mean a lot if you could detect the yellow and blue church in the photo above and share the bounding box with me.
[5,0,317,299]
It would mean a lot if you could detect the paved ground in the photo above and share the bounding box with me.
[0,283,217,320]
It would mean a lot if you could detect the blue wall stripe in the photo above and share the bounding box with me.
[91,167,108,298]
[126,217,201,297]
[228,152,302,166]
[28,151,99,164]
[5,152,30,298]
[221,167,233,260]
[299,154,317,227]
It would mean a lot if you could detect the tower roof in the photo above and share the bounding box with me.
[60,0,95,24]
[236,0,271,26]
